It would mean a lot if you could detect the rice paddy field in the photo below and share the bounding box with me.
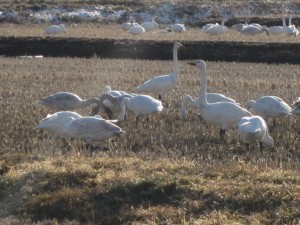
[0,0,300,224]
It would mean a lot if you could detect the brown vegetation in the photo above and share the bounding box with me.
[0,57,300,224]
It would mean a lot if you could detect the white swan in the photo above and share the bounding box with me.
[137,42,182,100]
[241,25,269,36]
[122,17,139,31]
[170,24,185,32]
[64,116,125,150]
[238,116,274,150]
[180,93,237,118]
[231,22,248,31]
[44,24,66,35]
[140,16,158,31]
[290,97,300,116]
[195,60,252,139]
[38,92,105,111]
[266,16,286,35]
[35,111,82,137]
[245,96,292,126]
[128,24,145,35]
[203,18,228,35]
[285,15,299,36]
[117,94,163,127]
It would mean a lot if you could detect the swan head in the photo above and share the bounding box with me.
[245,100,255,110]
[174,42,183,50]
[196,60,206,69]
[103,85,112,94]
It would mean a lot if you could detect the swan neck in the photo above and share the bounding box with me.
[118,97,130,121]
[80,98,100,108]
[199,65,208,105]
[172,46,179,80]
[282,17,286,27]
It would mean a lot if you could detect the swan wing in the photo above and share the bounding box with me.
[137,74,176,94]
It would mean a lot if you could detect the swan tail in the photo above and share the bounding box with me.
[262,134,275,148]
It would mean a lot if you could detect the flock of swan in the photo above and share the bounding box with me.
[120,15,298,37]
[36,41,299,152]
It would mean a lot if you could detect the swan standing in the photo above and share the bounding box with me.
[64,116,125,150]
[44,24,66,35]
[203,18,228,36]
[266,16,286,35]
[117,94,163,128]
[238,116,274,150]
[38,92,109,112]
[137,42,182,100]
[180,93,237,118]
[245,96,292,126]
[195,60,252,140]
[140,16,158,31]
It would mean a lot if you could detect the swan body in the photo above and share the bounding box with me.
[170,24,185,32]
[245,96,292,120]
[102,86,131,111]
[238,116,274,150]
[137,42,182,100]
[196,60,252,139]
[286,15,299,36]
[266,16,286,35]
[122,22,132,31]
[180,93,237,118]
[202,23,217,31]
[203,18,228,35]
[231,23,247,31]
[38,92,101,111]
[140,16,158,30]
[44,24,65,35]
[128,25,145,35]
[35,111,82,137]
[64,116,124,145]
[241,25,269,35]
[117,95,163,126]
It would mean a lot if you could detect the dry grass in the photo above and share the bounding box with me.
[0,57,300,224]
[0,23,300,43]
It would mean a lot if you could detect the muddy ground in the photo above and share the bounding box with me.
[0,36,299,64]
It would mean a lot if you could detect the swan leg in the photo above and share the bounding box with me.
[272,118,276,127]
[158,95,162,101]
[259,142,263,151]
[246,143,250,150]
[136,116,140,129]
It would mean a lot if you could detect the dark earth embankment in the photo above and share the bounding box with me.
[0,36,299,64]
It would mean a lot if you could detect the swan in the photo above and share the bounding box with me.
[38,92,108,112]
[140,16,158,31]
[203,18,228,35]
[231,22,248,31]
[117,94,163,127]
[238,116,274,150]
[44,24,66,35]
[195,60,252,140]
[170,24,185,32]
[128,24,145,35]
[240,25,269,36]
[180,93,237,118]
[245,96,292,126]
[290,97,300,116]
[137,42,182,100]
[285,15,299,36]
[64,116,125,150]
[122,17,139,31]
[266,16,286,35]
[35,111,82,137]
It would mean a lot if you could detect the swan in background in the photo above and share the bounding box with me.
[245,96,292,126]
[202,19,227,31]
[90,93,133,118]
[180,93,237,118]
[137,42,182,100]
[203,18,228,35]
[238,116,274,150]
[38,92,109,112]
[128,24,145,35]
[117,94,163,128]
[141,16,158,31]
[64,116,125,150]
[44,24,66,35]
[170,23,185,32]
[286,15,299,36]
[195,60,252,140]
[122,17,139,31]
[267,16,286,35]
[240,25,269,36]
[232,22,248,31]
[35,111,82,137]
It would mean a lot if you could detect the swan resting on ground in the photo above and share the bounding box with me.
[44,24,66,35]
[195,59,252,140]
[238,116,274,150]
[137,42,182,100]
[180,93,237,118]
